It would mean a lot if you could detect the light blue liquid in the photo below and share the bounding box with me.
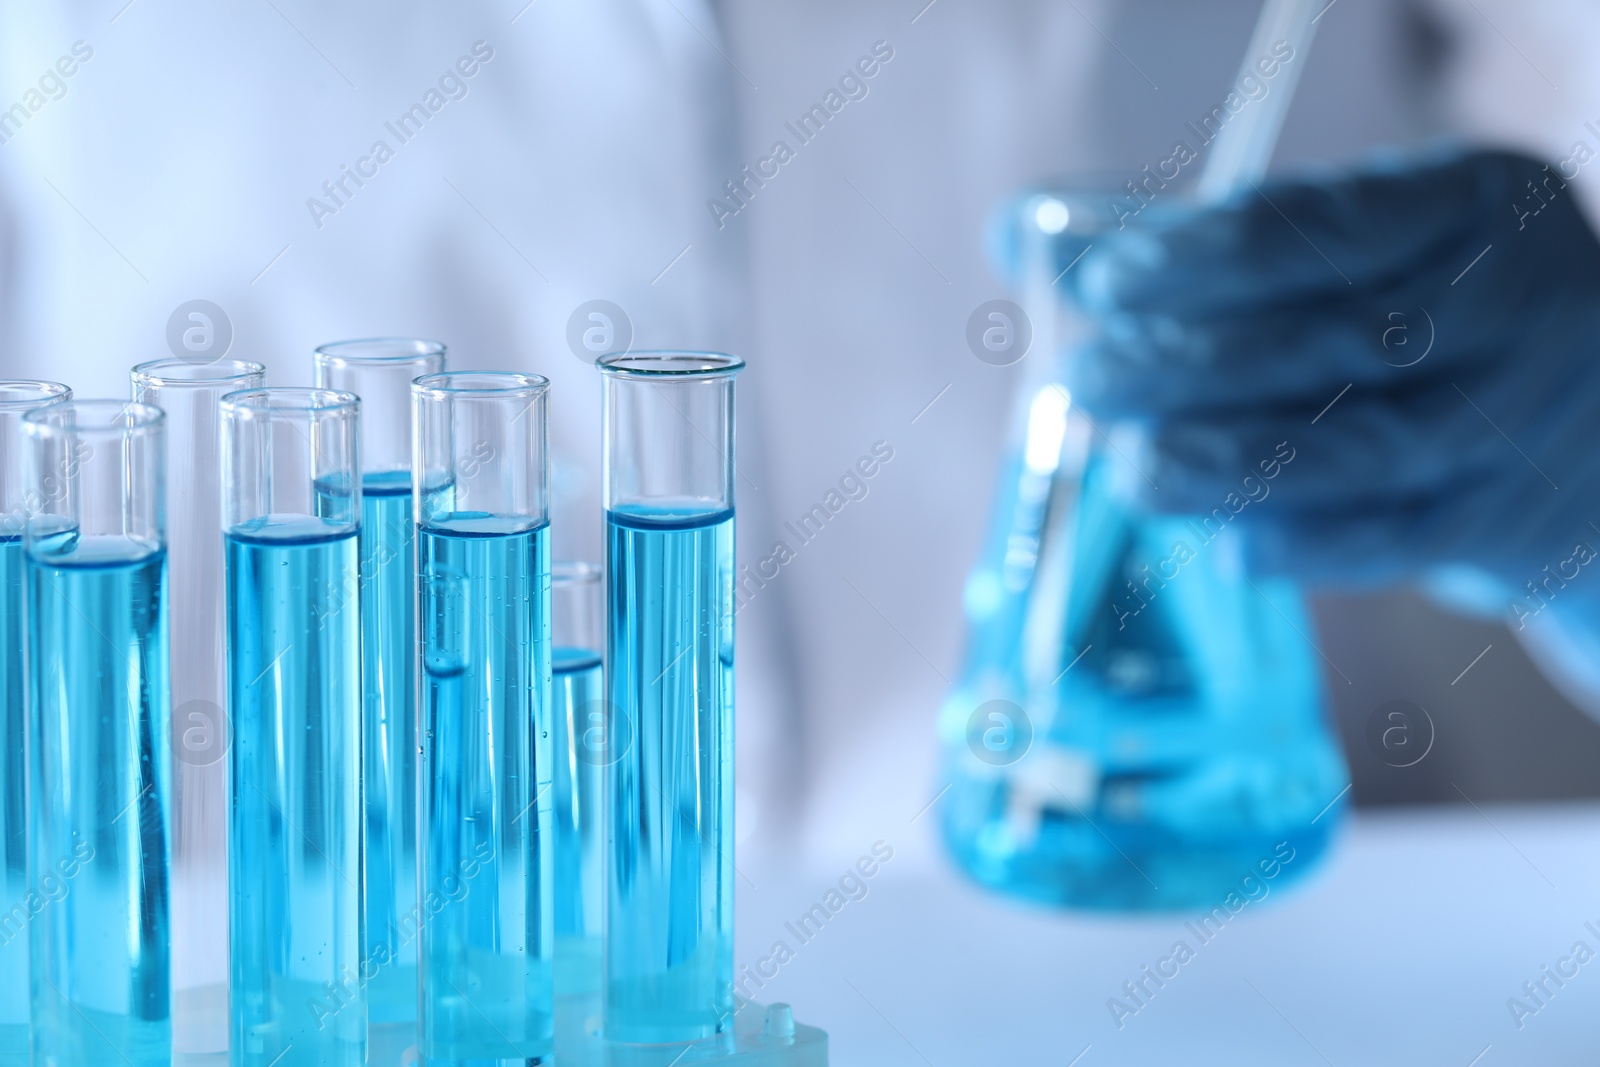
[604,505,734,1043]
[27,533,171,1067]
[551,648,603,998]
[360,473,419,1025]
[942,453,1347,909]
[418,515,552,1065]
[226,517,365,1067]
[1,536,27,1064]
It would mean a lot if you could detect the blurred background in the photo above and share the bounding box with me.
[16,3,1600,1062]
[3,0,1599,863]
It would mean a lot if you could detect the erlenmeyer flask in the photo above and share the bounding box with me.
[939,186,1349,909]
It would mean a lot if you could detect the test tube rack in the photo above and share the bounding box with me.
[362,999,829,1065]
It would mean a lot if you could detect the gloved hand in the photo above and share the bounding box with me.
[1060,148,1600,590]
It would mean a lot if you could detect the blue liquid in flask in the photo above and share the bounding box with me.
[1,535,27,1063]
[27,533,171,1067]
[359,472,419,1024]
[942,442,1349,910]
[418,515,553,1065]
[226,517,365,1067]
[604,505,734,1043]
[552,646,603,997]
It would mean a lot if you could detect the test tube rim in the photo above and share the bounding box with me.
[0,379,71,411]
[313,337,448,366]
[553,559,601,586]
[219,386,360,417]
[22,398,165,439]
[131,357,267,389]
[411,370,549,399]
[595,350,744,380]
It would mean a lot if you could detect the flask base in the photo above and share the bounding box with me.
[945,808,1341,911]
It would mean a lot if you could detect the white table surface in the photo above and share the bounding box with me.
[182,801,1600,1066]
[734,802,1600,1067]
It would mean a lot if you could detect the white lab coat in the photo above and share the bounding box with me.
[4,0,1600,868]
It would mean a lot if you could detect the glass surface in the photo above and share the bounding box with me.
[315,338,444,474]
[132,357,264,1056]
[28,538,171,1067]
[225,519,364,1067]
[412,371,552,1065]
[23,399,170,1067]
[598,353,741,1044]
[551,562,604,999]
[0,380,68,1064]
[357,471,418,1025]
[221,389,365,1067]
[938,187,1350,909]
[315,340,444,1028]
[418,518,553,1064]
[0,535,24,1065]
[599,352,741,516]
[602,506,735,1042]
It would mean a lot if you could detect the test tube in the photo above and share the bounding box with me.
[551,561,604,998]
[130,357,264,1057]
[413,372,553,1063]
[599,352,742,1043]
[24,400,171,1067]
[313,338,445,1026]
[0,381,69,1062]
[221,389,364,1067]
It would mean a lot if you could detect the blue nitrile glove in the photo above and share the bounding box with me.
[1060,148,1600,594]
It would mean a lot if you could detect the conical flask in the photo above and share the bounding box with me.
[939,186,1350,909]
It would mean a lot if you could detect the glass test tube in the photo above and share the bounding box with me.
[599,352,742,1043]
[413,372,553,1064]
[551,561,604,999]
[221,389,364,1067]
[314,339,445,1027]
[24,400,171,1067]
[0,381,69,1063]
[131,357,264,1057]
